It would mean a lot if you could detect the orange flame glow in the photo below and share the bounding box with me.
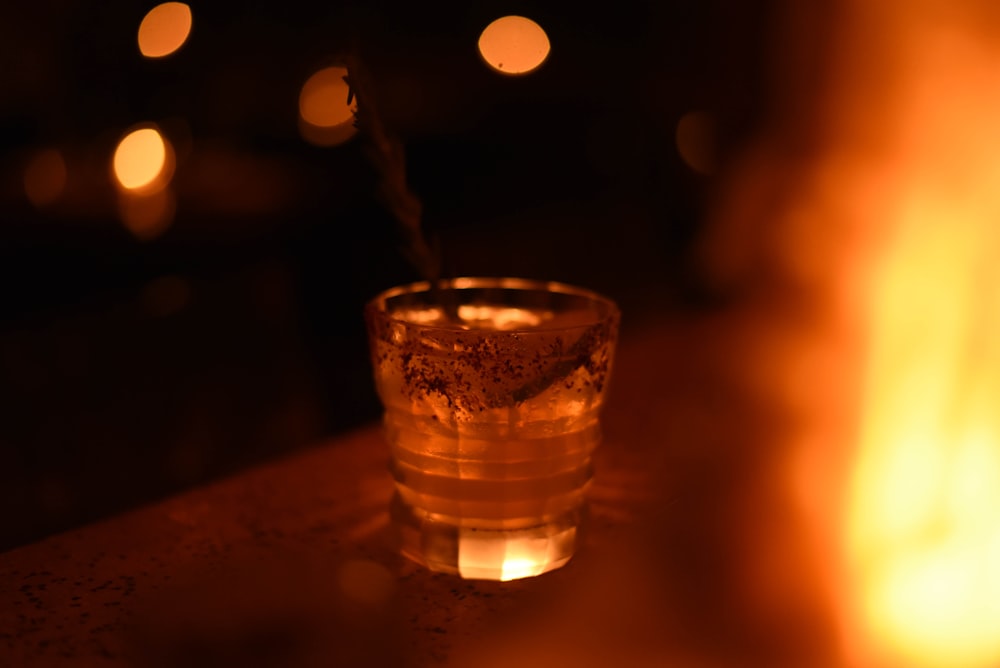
[834,11,1000,668]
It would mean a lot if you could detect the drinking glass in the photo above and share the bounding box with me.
[364,277,619,581]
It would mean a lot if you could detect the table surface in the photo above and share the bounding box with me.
[1,307,853,668]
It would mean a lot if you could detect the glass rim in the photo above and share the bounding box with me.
[365,276,620,332]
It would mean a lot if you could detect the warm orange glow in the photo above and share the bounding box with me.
[138,2,192,58]
[24,148,67,207]
[336,559,395,608]
[457,529,572,581]
[675,111,715,175]
[499,558,544,582]
[119,187,175,241]
[838,18,1000,668]
[478,16,550,75]
[113,127,172,192]
[848,209,1000,667]
[299,66,355,128]
[298,65,357,147]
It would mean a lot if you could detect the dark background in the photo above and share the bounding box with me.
[0,0,778,551]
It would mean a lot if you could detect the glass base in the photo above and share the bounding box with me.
[390,493,585,581]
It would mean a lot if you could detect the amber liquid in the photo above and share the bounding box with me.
[385,408,600,580]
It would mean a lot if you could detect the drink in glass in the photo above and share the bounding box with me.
[364,277,619,581]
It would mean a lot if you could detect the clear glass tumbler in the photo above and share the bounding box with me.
[364,277,620,581]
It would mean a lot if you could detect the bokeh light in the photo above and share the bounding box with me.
[23,148,67,208]
[478,16,550,75]
[298,66,357,147]
[675,111,716,175]
[118,187,176,241]
[138,2,193,58]
[113,126,176,240]
[113,126,173,192]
